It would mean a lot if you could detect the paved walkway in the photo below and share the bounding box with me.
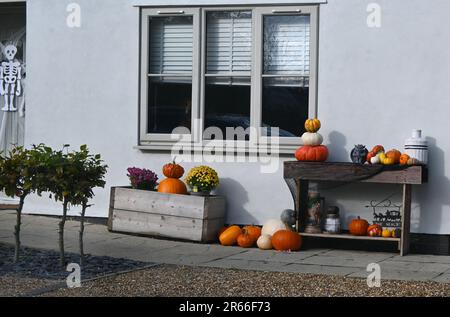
[1,211,450,283]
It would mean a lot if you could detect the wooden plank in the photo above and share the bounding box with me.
[284,161,427,184]
[201,218,226,242]
[300,232,400,242]
[400,184,412,256]
[112,187,225,220]
[110,208,211,241]
[107,187,115,231]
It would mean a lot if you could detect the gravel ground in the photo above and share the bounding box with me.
[0,243,151,297]
[44,264,450,297]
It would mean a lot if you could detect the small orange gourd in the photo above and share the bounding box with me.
[237,233,255,248]
[242,225,262,241]
[219,225,242,246]
[399,153,410,165]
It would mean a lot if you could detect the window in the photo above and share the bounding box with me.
[140,6,318,151]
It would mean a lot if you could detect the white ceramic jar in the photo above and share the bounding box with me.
[404,129,428,164]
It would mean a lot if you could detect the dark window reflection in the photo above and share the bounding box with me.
[147,78,191,134]
[262,77,308,137]
[204,77,251,140]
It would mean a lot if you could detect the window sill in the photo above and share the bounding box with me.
[132,0,327,7]
[135,142,300,155]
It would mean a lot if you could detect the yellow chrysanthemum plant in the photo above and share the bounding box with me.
[185,166,219,194]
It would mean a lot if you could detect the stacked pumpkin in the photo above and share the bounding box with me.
[295,119,329,162]
[157,160,188,195]
[219,218,302,252]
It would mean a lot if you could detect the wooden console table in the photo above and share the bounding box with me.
[283,162,428,256]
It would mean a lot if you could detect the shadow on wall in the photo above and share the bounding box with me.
[415,136,450,233]
[327,130,348,162]
[215,177,258,225]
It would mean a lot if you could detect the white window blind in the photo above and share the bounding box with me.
[149,16,193,75]
[206,11,252,74]
[263,15,310,77]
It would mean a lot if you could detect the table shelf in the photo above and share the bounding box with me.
[300,232,400,242]
[283,161,428,256]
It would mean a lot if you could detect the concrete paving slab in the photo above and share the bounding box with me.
[432,273,450,283]
[390,254,450,264]
[348,269,441,282]
[279,263,361,276]
[199,258,290,272]
[227,248,329,263]
[377,260,450,273]
[320,249,396,261]
[300,255,390,268]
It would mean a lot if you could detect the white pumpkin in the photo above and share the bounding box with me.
[370,155,380,164]
[261,219,289,236]
[301,132,323,146]
[257,234,272,250]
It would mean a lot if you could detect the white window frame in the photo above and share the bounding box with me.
[138,5,319,153]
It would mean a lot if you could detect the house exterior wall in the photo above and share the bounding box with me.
[15,0,450,234]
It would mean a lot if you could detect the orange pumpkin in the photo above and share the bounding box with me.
[237,233,255,248]
[295,145,328,162]
[157,178,187,195]
[385,149,401,164]
[399,153,410,165]
[371,145,385,154]
[242,225,261,241]
[163,160,185,179]
[349,217,369,236]
[219,225,242,246]
[367,224,383,237]
[271,230,302,251]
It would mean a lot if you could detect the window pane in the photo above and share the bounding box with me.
[262,77,308,137]
[149,16,193,75]
[147,77,191,134]
[147,15,193,135]
[263,15,310,76]
[206,11,252,74]
[204,77,251,140]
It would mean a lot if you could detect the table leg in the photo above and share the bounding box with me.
[400,184,412,256]
[295,179,309,232]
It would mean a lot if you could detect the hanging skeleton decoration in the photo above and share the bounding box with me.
[0,44,22,112]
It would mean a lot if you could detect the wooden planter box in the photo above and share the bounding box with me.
[108,187,226,242]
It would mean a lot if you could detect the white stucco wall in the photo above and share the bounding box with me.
[17,0,450,234]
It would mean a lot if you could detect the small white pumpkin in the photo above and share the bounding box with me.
[261,219,289,236]
[257,234,273,250]
[301,132,323,146]
[370,155,380,164]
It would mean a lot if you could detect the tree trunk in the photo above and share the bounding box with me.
[14,195,26,263]
[79,200,87,266]
[59,198,69,267]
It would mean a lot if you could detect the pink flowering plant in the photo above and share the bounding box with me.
[127,167,158,191]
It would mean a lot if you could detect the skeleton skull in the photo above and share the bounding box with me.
[3,45,17,61]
